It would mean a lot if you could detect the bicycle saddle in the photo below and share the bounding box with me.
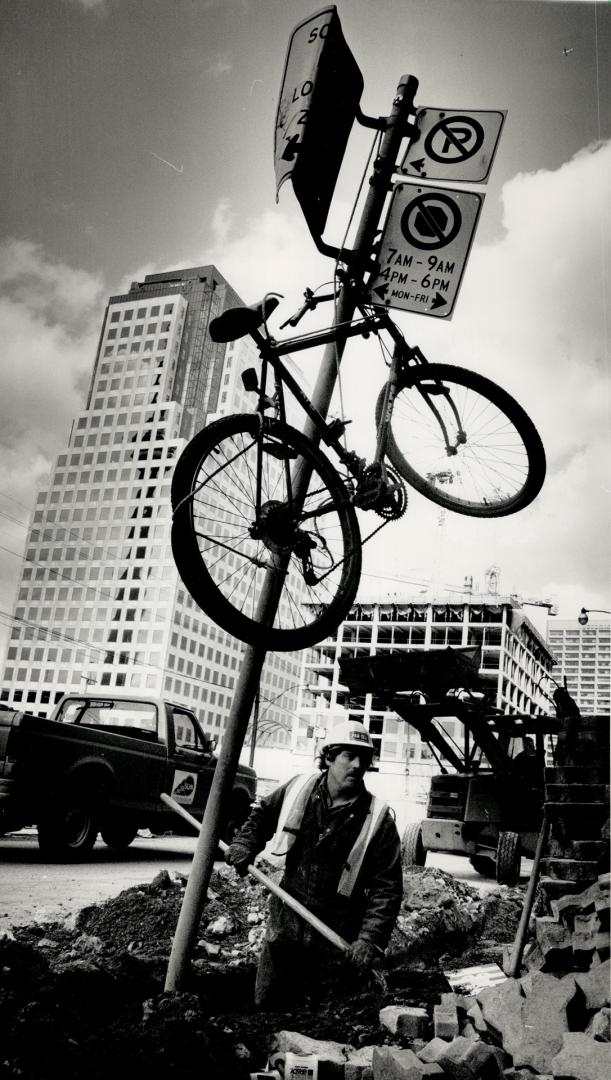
[209,296,280,343]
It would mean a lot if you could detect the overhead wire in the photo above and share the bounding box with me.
[0,493,482,610]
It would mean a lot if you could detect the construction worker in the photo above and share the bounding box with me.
[225,719,403,1007]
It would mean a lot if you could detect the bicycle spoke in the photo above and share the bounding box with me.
[172,416,362,643]
[381,363,544,517]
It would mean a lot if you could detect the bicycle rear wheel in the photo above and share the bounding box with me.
[171,414,362,651]
[377,363,546,517]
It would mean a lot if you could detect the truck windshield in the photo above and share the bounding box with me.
[56,697,158,737]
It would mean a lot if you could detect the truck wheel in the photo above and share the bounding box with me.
[469,855,496,878]
[496,831,521,886]
[401,821,426,868]
[37,804,98,860]
[100,821,138,849]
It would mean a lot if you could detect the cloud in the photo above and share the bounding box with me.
[206,51,233,78]
[0,240,104,652]
[158,142,609,619]
[210,197,236,248]
[0,239,102,334]
[64,0,108,10]
[354,139,610,615]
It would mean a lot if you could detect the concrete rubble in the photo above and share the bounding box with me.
[262,871,610,1079]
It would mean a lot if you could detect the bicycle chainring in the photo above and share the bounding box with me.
[355,464,408,520]
[374,466,408,520]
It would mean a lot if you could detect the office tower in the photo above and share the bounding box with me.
[0,266,303,746]
[547,618,611,716]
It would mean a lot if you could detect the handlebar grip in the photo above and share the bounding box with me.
[288,304,310,327]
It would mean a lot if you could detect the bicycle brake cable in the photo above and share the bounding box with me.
[260,291,284,340]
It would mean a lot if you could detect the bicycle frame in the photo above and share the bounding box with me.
[245,299,463,511]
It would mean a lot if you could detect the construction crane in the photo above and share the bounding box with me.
[509,594,559,615]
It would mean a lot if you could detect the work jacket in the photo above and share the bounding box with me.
[232,771,403,951]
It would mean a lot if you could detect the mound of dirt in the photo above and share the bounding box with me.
[0,865,525,1078]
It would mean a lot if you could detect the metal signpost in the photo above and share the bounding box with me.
[165,5,417,991]
[165,6,508,992]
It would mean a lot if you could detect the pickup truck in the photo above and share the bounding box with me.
[0,694,257,860]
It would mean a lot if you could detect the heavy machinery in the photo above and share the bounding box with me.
[338,647,560,886]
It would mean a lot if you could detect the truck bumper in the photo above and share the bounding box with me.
[421,818,477,855]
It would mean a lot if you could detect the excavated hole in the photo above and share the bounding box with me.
[0,863,526,1078]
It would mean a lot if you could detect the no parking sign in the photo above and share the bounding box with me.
[367,183,484,319]
[402,108,506,183]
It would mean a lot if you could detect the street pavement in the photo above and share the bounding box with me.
[0,828,531,932]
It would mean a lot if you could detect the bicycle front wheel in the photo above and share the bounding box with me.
[377,364,546,517]
[171,414,362,651]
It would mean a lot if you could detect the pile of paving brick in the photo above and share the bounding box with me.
[262,948,610,1078]
[524,872,610,975]
[540,712,609,903]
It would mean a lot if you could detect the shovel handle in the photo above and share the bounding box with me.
[160,792,349,955]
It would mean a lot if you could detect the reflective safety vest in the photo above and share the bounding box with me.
[269,772,389,897]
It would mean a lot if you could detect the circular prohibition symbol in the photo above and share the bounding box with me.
[423,115,485,164]
[400,191,462,251]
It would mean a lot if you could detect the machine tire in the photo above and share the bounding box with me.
[401,821,426,868]
[37,803,98,860]
[100,820,138,849]
[469,854,496,878]
[496,830,521,886]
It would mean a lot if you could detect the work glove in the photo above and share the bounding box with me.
[346,938,378,974]
[224,841,252,878]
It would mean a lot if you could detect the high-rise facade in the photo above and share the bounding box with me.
[0,266,304,745]
[546,618,610,716]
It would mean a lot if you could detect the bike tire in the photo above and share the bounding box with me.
[171,414,362,651]
[376,363,546,517]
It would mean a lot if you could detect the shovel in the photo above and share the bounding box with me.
[160,791,387,993]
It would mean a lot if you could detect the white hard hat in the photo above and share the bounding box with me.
[321,719,374,756]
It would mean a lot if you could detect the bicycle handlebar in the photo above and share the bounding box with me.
[280,288,339,329]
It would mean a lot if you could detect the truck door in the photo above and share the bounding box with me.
[166,705,215,818]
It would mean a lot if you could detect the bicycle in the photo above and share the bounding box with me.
[170,283,545,652]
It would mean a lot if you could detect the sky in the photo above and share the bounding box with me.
[0,0,609,658]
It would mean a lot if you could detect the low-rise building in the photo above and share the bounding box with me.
[293,593,556,803]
